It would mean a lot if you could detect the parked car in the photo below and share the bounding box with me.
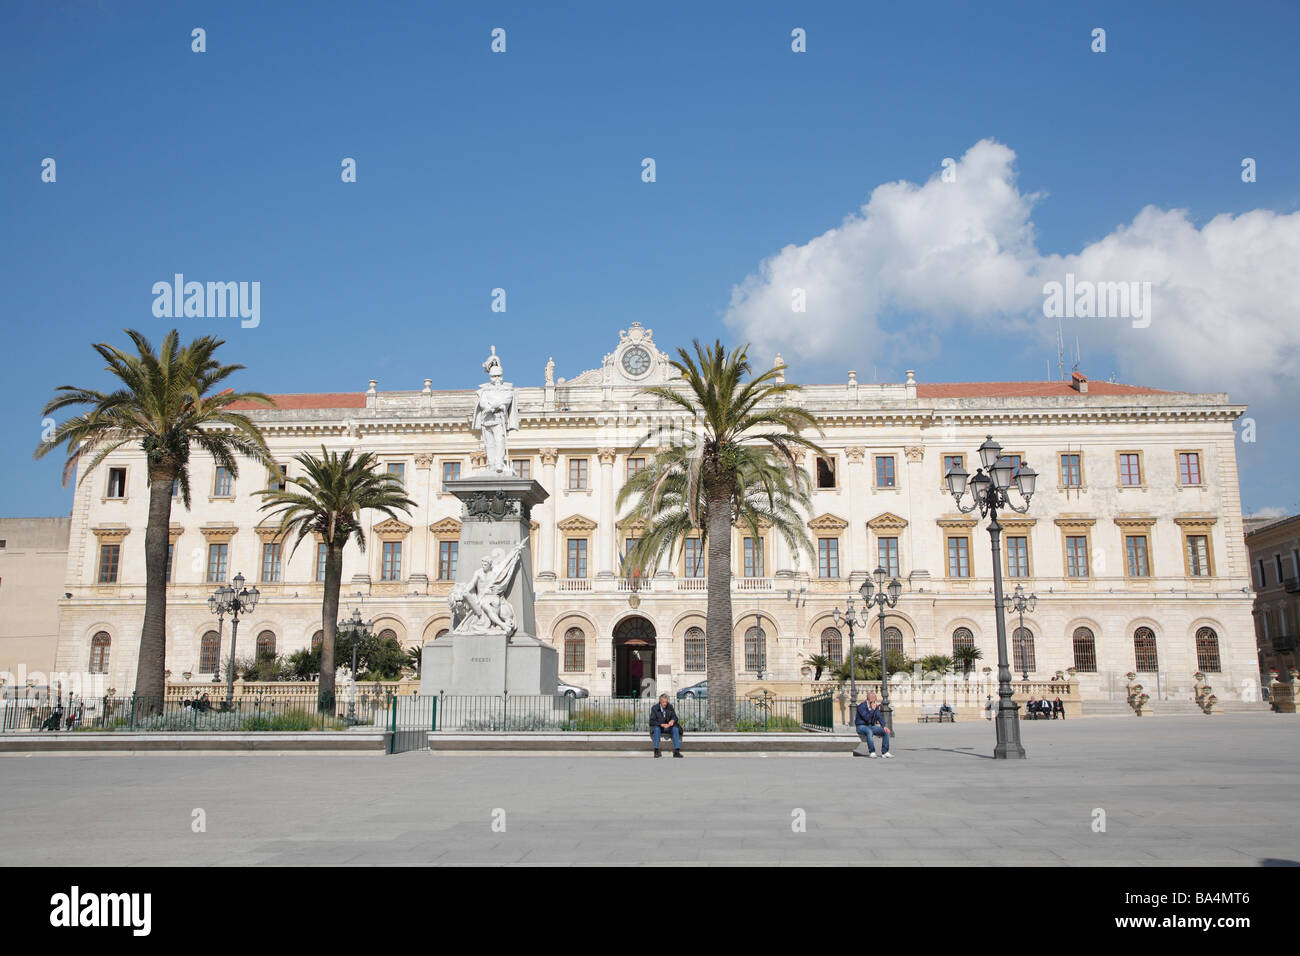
[557,679,589,699]
[676,680,708,700]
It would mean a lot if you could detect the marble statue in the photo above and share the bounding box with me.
[471,346,519,475]
[448,537,528,638]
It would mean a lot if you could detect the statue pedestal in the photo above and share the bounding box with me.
[421,632,558,697]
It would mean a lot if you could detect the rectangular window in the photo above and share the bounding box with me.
[743,537,764,578]
[1186,535,1212,576]
[171,478,180,499]
[1276,554,1284,582]
[206,543,228,583]
[316,542,328,583]
[381,541,402,581]
[386,462,406,486]
[1006,536,1029,577]
[442,461,461,485]
[511,458,531,480]
[564,638,584,672]
[213,466,233,497]
[942,454,964,485]
[106,467,127,499]
[568,458,588,490]
[261,542,282,582]
[685,634,706,671]
[268,463,288,491]
[626,457,646,481]
[1125,535,1151,577]
[817,538,839,579]
[1065,536,1090,577]
[1060,453,1082,488]
[947,536,970,578]
[1178,452,1202,485]
[166,543,174,582]
[875,455,896,489]
[815,456,836,489]
[1119,453,1142,487]
[684,538,704,578]
[877,537,900,578]
[98,544,121,583]
[567,538,588,579]
[437,541,458,581]
[1258,559,1268,589]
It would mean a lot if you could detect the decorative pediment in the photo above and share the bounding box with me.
[936,516,978,530]
[168,524,185,542]
[1174,514,1218,531]
[429,517,462,536]
[1054,515,1097,531]
[373,518,413,538]
[92,526,130,542]
[557,515,597,533]
[255,521,288,541]
[200,524,238,542]
[867,512,908,532]
[617,516,649,532]
[1113,514,1157,530]
[1000,518,1037,531]
[807,513,849,533]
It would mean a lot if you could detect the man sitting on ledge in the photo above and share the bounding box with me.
[649,693,683,758]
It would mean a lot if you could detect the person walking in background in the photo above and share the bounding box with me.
[984,695,995,720]
[854,691,892,759]
[648,693,683,758]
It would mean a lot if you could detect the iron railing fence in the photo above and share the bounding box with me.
[427,694,822,733]
[0,693,391,734]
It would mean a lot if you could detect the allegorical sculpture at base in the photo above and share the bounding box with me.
[471,346,519,475]
[448,537,527,639]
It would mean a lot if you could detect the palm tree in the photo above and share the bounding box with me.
[954,644,983,677]
[35,329,273,703]
[804,654,833,681]
[255,447,415,712]
[617,339,821,727]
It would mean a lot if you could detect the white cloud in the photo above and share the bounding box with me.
[724,138,1300,403]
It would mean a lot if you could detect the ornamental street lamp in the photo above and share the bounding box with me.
[205,588,229,684]
[337,607,374,720]
[209,572,260,708]
[832,580,872,713]
[1003,583,1038,682]
[861,566,903,732]
[945,434,1038,760]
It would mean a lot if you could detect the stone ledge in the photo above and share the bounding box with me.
[428,732,856,752]
[0,733,388,753]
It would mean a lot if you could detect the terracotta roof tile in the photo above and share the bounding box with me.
[227,393,367,410]
[915,381,1176,399]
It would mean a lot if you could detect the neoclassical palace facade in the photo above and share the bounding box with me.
[53,324,1258,702]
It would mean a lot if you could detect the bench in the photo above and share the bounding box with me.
[917,704,956,723]
[1020,706,1055,720]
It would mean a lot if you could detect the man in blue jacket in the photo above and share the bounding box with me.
[649,693,684,758]
[854,692,892,758]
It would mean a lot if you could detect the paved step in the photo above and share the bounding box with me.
[428,732,852,752]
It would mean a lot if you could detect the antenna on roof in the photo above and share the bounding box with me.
[1072,336,1081,374]
[1055,317,1065,381]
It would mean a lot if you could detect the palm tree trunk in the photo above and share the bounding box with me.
[319,542,343,714]
[134,471,174,710]
[704,485,736,729]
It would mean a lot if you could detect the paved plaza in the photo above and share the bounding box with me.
[4,715,1299,866]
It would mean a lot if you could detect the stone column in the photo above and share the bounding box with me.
[597,447,616,578]
[904,445,925,572]
[537,448,558,581]
[845,446,868,579]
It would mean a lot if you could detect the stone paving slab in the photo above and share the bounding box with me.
[2,715,1299,865]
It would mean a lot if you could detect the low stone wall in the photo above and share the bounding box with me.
[0,732,388,753]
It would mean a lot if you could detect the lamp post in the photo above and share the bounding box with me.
[209,572,260,708]
[1003,583,1037,682]
[205,589,229,684]
[832,582,870,712]
[861,566,903,731]
[337,607,373,721]
[945,434,1038,760]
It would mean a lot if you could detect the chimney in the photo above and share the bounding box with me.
[1070,371,1089,394]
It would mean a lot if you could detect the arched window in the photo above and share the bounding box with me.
[378,628,397,644]
[1012,627,1036,674]
[952,627,974,655]
[89,631,111,675]
[1133,627,1158,671]
[820,627,843,663]
[255,630,276,659]
[1195,627,1221,673]
[745,626,767,672]
[684,627,706,671]
[1072,627,1097,672]
[311,631,323,650]
[883,626,904,658]
[563,627,585,672]
[435,628,449,640]
[200,631,221,673]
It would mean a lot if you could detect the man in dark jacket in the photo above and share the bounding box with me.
[1052,696,1065,720]
[853,692,892,758]
[649,693,683,757]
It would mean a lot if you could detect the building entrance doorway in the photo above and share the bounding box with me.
[613,616,657,697]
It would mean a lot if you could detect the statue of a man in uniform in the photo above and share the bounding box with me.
[471,346,519,475]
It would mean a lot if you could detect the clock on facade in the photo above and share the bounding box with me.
[621,345,651,376]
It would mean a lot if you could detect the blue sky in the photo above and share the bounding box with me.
[3,1,1297,517]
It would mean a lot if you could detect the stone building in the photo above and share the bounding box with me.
[51,324,1257,702]
[1245,514,1300,677]
[0,517,72,694]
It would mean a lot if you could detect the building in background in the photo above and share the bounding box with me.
[51,325,1256,702]
[0,517,71,697]
[1245,514,1300,678]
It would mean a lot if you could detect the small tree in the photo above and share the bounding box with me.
[953,644,983,677]
[804,654,833,681]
